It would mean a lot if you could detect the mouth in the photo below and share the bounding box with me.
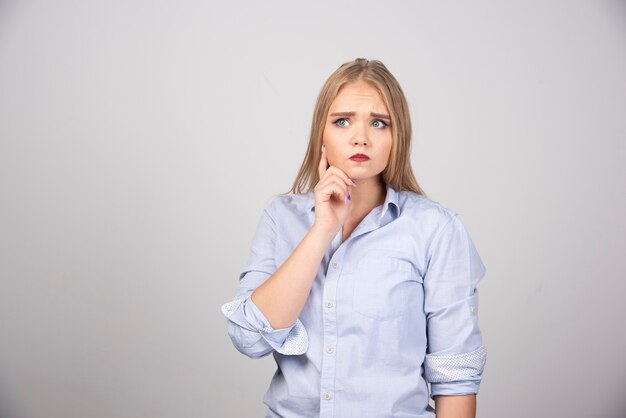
[350,153,370,162]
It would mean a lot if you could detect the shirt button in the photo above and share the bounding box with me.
[325,301,334,309]
[326,346,334,354]
[331,261,338,269]
[323,392,332,400]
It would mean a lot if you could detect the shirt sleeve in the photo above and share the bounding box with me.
[220,201,309,359]
[422,213,487,398]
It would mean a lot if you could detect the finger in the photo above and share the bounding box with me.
[315,176,347,201]
[326,178,350,203]
[318,161,356,189]
[326,165,357,187]
[319,177,348,197]
[318,146,329,180]
[319,184,343,202]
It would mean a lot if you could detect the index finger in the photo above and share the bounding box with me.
[318,145,329,179]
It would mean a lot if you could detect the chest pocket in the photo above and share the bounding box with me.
[352,250,420,321]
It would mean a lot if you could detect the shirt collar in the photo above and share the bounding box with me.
[307,183,400,222]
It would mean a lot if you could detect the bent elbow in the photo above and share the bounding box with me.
[227,321,274,359]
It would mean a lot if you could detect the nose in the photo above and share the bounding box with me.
[352,126,368,147]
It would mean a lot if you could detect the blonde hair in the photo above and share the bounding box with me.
[286,58,425,196]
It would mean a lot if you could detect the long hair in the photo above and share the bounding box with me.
[286,58,425,196]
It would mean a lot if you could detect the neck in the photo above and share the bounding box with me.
[348,176,386,216]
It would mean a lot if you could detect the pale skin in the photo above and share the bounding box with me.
[250,80,476,417]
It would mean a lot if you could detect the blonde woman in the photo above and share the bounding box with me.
[221,58,487,418]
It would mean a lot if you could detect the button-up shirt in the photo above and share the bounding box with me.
[221,184,487,418]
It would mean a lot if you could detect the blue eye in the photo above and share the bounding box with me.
[372,120,387,128]
[334,118,349,127]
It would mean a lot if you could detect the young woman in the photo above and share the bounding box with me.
[221,58,487,418]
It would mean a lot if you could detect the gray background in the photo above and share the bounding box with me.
[1,1,625,417]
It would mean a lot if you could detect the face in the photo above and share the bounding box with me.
[322,79,393,183]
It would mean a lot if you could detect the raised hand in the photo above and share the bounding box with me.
[313,145,356,235]
[249,145,357,329]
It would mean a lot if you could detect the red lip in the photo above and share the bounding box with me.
[350,153,370,161]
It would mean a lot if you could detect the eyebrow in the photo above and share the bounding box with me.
[329,111,391,121]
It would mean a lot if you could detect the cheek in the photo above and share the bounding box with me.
[323,134,340,165]
[380,141,393,166]
[385,143,393,160]
[327,149,341,167]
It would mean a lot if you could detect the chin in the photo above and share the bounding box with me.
[351,173,382,183]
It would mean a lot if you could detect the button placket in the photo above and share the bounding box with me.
[320,244,343,418]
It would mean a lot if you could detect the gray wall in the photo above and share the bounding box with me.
[1,1,625,417]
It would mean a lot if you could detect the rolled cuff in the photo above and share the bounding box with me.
[427,346,486,398]
[424,345,486,383]
[430,380,481,398]
[221,296,308,355]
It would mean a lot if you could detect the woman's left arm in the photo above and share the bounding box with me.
[422,212,487,409]
[434,394,476,418]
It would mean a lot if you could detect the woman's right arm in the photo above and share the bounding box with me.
[222,146,354,357]
[250,223,335,328]
[252,146,354,328]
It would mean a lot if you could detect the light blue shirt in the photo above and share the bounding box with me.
[221,184,487,418]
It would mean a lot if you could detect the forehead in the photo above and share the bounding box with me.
[329,80,388,113]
